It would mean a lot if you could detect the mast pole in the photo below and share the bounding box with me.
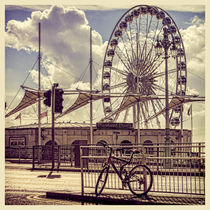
[38,22,41,146]
[90,27,93,145]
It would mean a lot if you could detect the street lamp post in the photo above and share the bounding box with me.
[155,27,177,168]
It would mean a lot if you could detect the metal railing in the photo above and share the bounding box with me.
[80,143,205,196]
[31,145,76,169]
[5,147,33,161]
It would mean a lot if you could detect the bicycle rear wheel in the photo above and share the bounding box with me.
[128,165,153,197]
[95,165,109,196]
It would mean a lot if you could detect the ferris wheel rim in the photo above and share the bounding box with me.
[101,5,187,128]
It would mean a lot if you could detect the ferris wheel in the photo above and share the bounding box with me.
[101,5,187,129]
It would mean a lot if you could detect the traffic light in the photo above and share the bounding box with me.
[55,88,64,113]
[43,90,51,107]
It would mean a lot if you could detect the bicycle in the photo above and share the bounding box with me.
[95,142,153,197]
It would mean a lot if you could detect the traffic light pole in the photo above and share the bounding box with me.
[51,84,56,169]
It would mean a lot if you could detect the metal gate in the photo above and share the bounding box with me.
[80,143,205,196]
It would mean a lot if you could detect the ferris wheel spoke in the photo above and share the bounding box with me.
[152,83,166,93]
[125,28,136,62]
[138,57,163,81]
[108,88,130,121]
[114,49,132,72]
[139,40,148,64]
[129,22,137,60]
[142,14,153,61]
[153,68,177,79]
[151,100,161,128]
[114,94,130,121]
[135,19,142,58]
[145,15,154,50]
[110,82,127,90]
[143,100,150,120]
[141,58,164,79]
[156,24,164,40]
[118,37,134,69]
[141,41,159,74]
[139,44,156,75]
[150,88,165,109]
[151,19,161,43]
[111,66,128,76]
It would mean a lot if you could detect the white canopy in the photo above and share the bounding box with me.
[5,87,44,118]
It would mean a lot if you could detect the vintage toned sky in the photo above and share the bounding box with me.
[3,1,206,142]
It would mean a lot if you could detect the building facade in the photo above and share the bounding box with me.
[5,122,192,148]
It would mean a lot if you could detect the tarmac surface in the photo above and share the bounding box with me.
[5,159,205,205]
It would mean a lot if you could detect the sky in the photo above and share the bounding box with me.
[3,2,206,142]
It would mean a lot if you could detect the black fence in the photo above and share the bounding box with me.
[31,144,81,169]
[5,147,33,160]
[80,143,205,196]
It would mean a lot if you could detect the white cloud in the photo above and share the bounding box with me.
[179,16,205,142]
[5,5,106,89]
[180,20,205,78]
[191,16,205,25]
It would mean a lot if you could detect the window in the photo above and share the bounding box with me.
[120,140,133,155]
[143,140,154,155]
[9,137,26,148]
[96,140,107,156]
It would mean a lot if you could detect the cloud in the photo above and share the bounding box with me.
[179,16,205,140]
[180,19,205,79]
[191,16,205,25]
[5,5,106,89]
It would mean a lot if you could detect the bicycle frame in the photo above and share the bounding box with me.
[105,149,134,183]
[95,144,153,197]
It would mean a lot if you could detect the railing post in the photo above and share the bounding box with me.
[157,144,159,172]
[198,143,201,172]
[142,147,148,192]
[32,146,35,169]
[70,146,73,167]
[57,145,60,170]
[18,146,21,163]
[80,146,84,196]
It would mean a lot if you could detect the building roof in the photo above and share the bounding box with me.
[6,121,94,129]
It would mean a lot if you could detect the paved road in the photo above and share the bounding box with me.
[5,161,92,205]
[5,190,83,205]
[5,160,205,205]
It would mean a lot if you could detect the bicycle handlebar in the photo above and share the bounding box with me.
[99,142,140,162]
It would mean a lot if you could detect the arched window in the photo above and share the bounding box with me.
[96,140,108,156]
[143,140,154,155]
[96,140,107,146]
[45,141,58,146]
[120,140,133,155]
[120,140,132,145]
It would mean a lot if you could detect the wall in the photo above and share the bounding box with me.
[5,126,192,147]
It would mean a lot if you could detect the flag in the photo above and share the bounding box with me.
[15,113,21,120]
[40,110,48,118]
[187,104,192,116]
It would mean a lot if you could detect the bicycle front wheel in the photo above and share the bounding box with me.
[95,165,109,196]
[128,165,153,197]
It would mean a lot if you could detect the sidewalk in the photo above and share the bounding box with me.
[5,159,205,205]
[46,190,205,205]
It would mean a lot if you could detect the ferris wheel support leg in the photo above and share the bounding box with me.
[137,102,141,145]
